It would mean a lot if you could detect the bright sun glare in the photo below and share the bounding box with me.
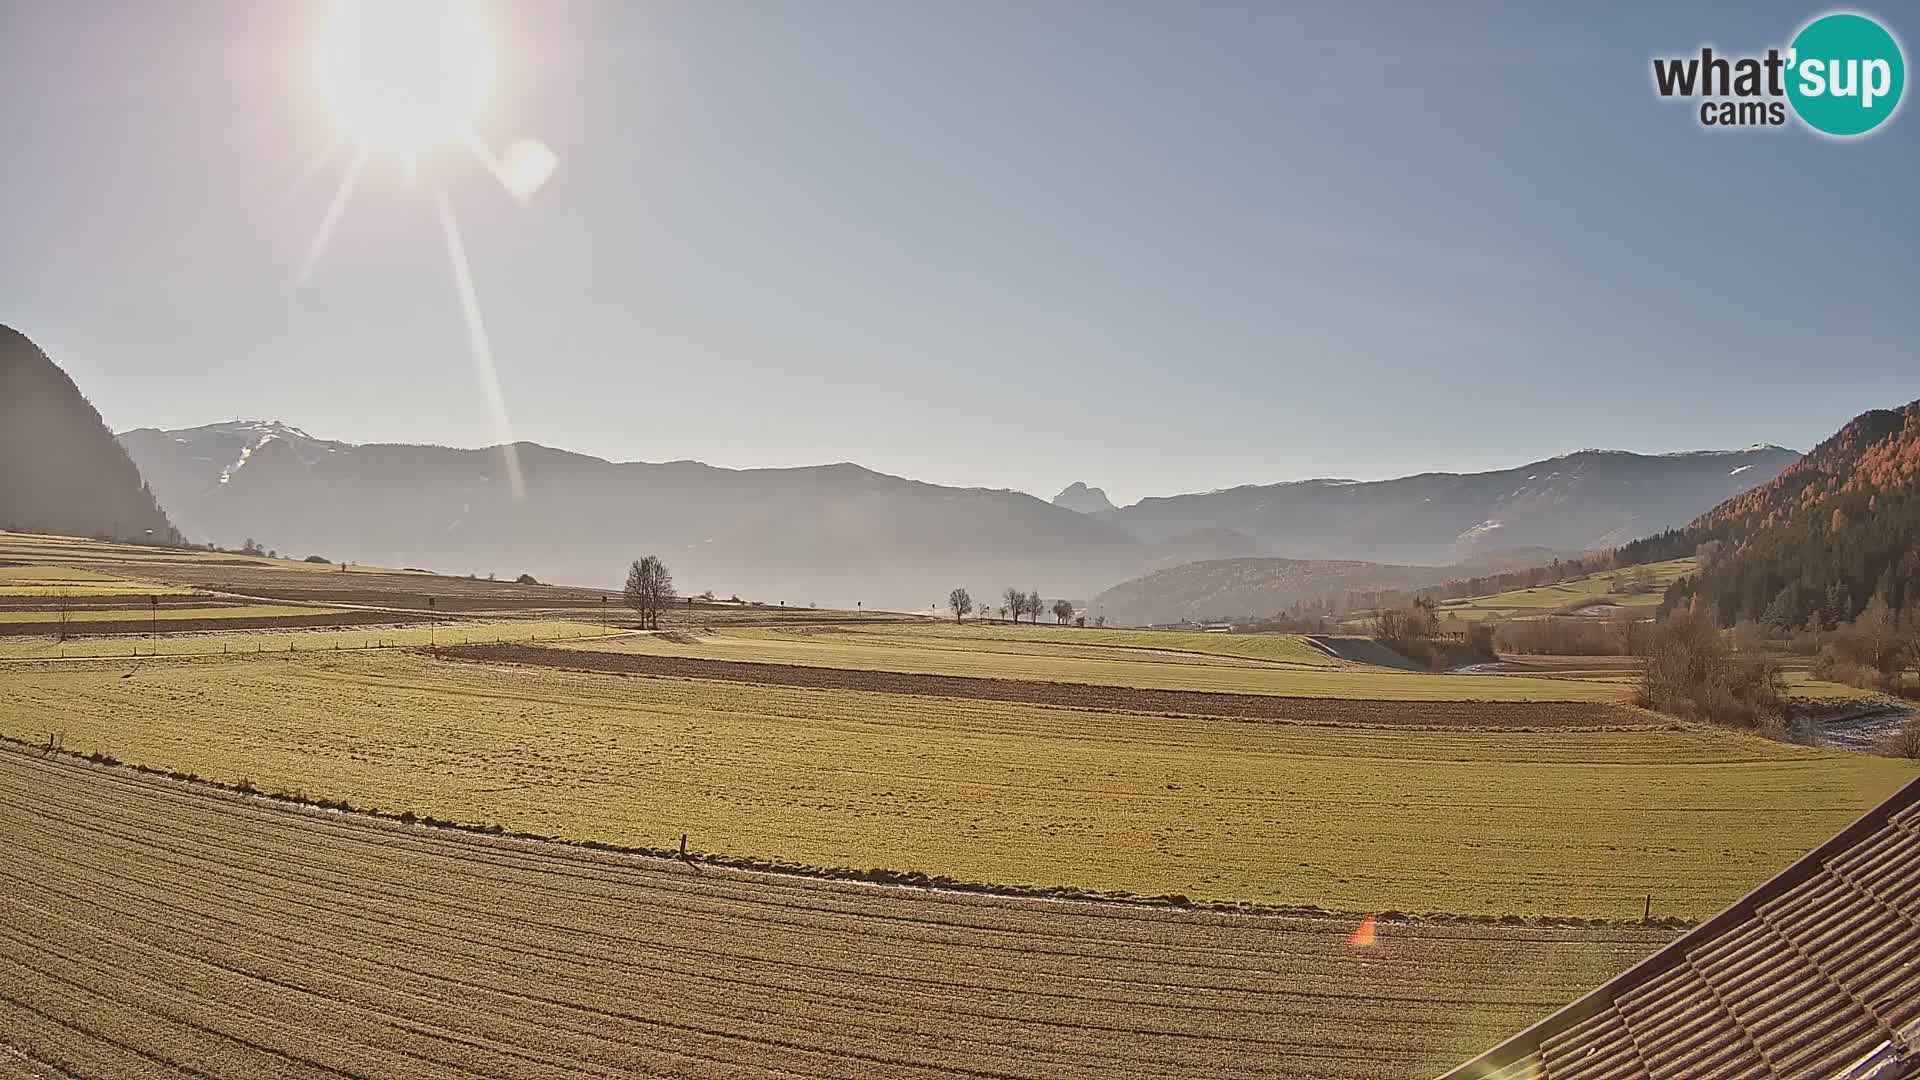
[297,0,553,504]
[311,0,496,155]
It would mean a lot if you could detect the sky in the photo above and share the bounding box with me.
[3,1,1916,506]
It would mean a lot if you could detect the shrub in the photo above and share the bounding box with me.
[1811,651,1881,690]
[1637,608,1786,729]
[303,554,331,564]
[1810,600,1919,694]
[1463,621,1496,659]
[514,573,541,585]
[1495,614,1638,656]
[1877,716,1920,759]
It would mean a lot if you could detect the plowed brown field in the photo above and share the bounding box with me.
[0,747,1673,1079]
[439,643,1643,728]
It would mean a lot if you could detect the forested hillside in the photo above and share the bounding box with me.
[0,326,178,544]
[1621,401,1920,629]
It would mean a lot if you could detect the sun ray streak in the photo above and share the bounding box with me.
[278,135,341,208]
[434,187,525,501]
[298,144,369,283]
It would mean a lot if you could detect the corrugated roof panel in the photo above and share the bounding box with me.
[1540,1008,1644,1080]
[1829,825,1920,906]
[1477,1054,1546,1080]
[1861,962,1920,1028]
[1770,1012,1882,1077]
[1437,778,1920,1080]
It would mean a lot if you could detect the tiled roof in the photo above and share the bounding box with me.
[1441,777,1920,1080]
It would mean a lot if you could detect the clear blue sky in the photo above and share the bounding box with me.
[3,1,1915,505]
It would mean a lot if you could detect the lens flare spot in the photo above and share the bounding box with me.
[1348,916,1377,948]
[499,138,558,204]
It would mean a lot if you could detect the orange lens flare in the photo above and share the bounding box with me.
[1348,916,1377,948]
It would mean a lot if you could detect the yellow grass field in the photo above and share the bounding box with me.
[553,625,1637,702]
[0,619,609,659]
[0,603,336,624]
[899,622,1343,665]
[1434,558,1697,621]
[2,649,1909,918]
[0,747,1677,1080]
[0,562,199,597]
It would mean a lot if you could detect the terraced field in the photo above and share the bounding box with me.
[3,650,1910,917]
[445,643,1641,726]
[0,747,1677,1079]
[0,563,196,597]
[1432,558,1697,622]
[555,626,1635,702]
[0,618,608,660]
[0,531,898,628]
[898,623,1344,665]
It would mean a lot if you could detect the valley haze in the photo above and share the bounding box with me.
[119,417,1795,613]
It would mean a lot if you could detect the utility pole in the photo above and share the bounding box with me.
[601,595,608,631]
[149,594,158,651]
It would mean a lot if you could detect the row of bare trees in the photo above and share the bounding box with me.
[945,587,1074,625]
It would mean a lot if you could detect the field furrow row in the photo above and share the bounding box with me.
[0,748,1669,1078]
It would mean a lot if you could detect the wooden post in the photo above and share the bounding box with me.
[1644,894,1652,922]
[679,833,687,860]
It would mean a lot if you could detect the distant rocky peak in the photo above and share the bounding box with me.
[1052,481,1116,514]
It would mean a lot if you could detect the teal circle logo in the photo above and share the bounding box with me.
[1787,13,1905,136]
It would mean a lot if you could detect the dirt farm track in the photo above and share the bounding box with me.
[0,746,1672,1079]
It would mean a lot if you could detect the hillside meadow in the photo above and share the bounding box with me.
[1432,557,1697,622]
[2,649,1909,918]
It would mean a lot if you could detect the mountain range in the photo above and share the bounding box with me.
[1076,445,1798,566]
[118,421,1148,609]
[113,417,1796,613]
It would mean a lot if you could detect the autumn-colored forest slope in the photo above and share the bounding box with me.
[1620,400,1920,628]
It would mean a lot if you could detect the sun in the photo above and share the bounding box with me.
[311,0,497,156]
[296,0,550,502]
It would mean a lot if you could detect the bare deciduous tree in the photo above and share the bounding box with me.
[1051,599,1073,625]
[1003,587,1024,625]
[624,555,675,630]
[1026,590,1042,626]
[948,587,973,623]
[1695,540,1727,573]
[1879,715,1920,759]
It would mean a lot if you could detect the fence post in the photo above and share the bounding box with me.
[1644,894,1652,922]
